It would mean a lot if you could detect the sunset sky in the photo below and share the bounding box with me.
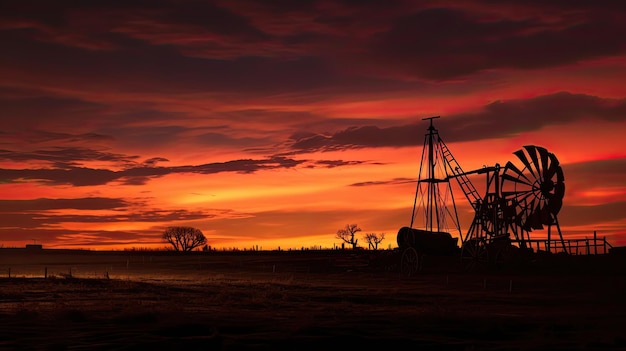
[1,0,625,250]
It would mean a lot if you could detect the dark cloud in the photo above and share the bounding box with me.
[441,92,626,142]
[286,123,427,152]
[0,214,48,229]
[0,139,383,186]
[100,125,191,150]
[288,92,626,152]
[142,157,169,166]
[0,197,130,232]
[0,30,340,94]
[350,178,415,187]
[560,201,626,227]
[2,0,622,93]
[0,130,113,148]
[0,147,138,167]
[186,156,304,174]
[0,88,191,135]
[0,0,344,94]
[0,167,119,187]
[0,0,157,28]
[149,1,267,39]
[1,95,107,128]
[0,228,160,246]
[563,158,626,190]
[312,160,367,168]
[33,209,211,224]
[484,0,626,12]
[0,0,267,49]
[119,176,152,186]
[194,132,271,151]
[368,5,626,80]
[0,197,233,245]
[0,155,306,186]
[0,195,216,240]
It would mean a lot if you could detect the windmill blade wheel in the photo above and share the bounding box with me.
[501,145,565,232]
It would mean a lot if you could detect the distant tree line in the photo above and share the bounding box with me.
[161,224,387,253]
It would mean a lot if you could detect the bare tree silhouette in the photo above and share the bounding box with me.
[162,226,207,252]
[336,224,361,249]
[364,232,385,250]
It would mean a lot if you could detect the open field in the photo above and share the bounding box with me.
[0,249,625,350]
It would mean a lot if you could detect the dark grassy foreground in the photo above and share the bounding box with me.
[0,249,625,350]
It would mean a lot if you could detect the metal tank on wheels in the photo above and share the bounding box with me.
[397,227,459,276]
[398,116,461,276]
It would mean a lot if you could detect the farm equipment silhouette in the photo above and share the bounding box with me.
[398,117,566,275]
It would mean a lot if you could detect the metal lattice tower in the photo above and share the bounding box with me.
[409,116,462,238]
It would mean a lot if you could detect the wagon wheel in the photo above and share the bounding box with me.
[461,238,488,272]
[492,242,521,269]
[400,247,421,277]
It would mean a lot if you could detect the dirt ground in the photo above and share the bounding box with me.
[0,249,625,350]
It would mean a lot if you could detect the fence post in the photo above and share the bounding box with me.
[593,231,597,255]
[568,241,572,255]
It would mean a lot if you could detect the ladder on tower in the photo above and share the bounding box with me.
[439,139,482,210]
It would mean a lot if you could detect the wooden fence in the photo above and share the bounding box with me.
[514,231,613,255]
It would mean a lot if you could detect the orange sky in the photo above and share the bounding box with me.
[1,0,625,250]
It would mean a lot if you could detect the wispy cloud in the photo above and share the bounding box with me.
[0,155,306,186]
[349,178,415,187]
